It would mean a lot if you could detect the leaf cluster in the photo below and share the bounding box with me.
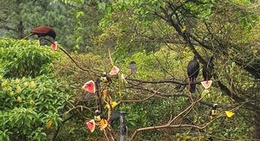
[0,38,59,78]
[0,38,72,140]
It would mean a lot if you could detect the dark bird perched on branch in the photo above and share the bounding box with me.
[100,72,112,83]
[108,111,121,124]
[129,61,137,75]
[210,104,218,116]
[187,55,200,93]
[94,110,106,122]
[22,26,94,77]
[202,56,214,81]
[31,26,56,40]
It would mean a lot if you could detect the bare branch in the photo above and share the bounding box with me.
[130,95,204,140]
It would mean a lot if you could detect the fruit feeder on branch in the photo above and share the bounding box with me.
[109,66,120,76]
[82,80,96,94]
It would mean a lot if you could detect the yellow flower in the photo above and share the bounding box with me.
[94,115,101,122]
[7,86,12,92]
[1,80,8,87]
[24,82,29,87]
[16,85,22,94]
[225,111,235,118]
[15,78,20,83]
[17,96,22,102]
[105,101,118,109]
[21,77,26,81]
[29,81,36,89]
[9,91,14,96]
[111,101,118,108]
[181,26,186,33]
[29,99,35,105]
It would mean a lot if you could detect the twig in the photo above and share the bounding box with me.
[58,45,94,80]
[108,48,114,67]
[127,78,202,85]
[121,93,156,103]
[65,100,90,120]
[130,95,204,140]
[27,37,96,80]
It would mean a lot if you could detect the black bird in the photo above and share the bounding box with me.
[187,55,200,93]
[202,56,214,81]
[210,104,218,116]
[94,110,105,122]
[31,26,56,40]
[100,72,112,83]
[108,111,120,124]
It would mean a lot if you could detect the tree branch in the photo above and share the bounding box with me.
[130,96,204,140]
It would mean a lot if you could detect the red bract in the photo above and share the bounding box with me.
[82,80,96,93]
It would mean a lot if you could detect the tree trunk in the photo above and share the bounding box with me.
[17,21,24,39]
[120,111,127,141]
[253,112,260,139]
[16,0,24,39]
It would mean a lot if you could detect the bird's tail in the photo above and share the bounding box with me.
[21,33,33,40]
[189,82,196,93]
[108,111,120,124]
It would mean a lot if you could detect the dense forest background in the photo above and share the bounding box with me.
[0,0,259,140]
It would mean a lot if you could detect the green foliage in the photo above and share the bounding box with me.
[49,0,105,53]
[0,75,69,140]
[184,0,215,18]
[94,0,260,139]
[0,0,75,49]
[0,38,71,140]
[57,0,81,5]
[120,50,162,79]
[238,12,258,30]
[119,46,193,81]
[0,38,59,78]
[0,0,257,140]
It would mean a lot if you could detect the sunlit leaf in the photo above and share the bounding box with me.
[105,101,118,109]
[99,119,108,130]
[46,120,53,129]
[225,111,235,118]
